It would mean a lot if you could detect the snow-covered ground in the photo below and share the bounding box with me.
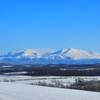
[0,75,100,83]
[0,82,100,100]
[0,75,100,100]
[0,75,100,86]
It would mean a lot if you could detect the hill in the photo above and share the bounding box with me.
[0,82,100,100]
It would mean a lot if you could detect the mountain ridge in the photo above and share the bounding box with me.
[0,48,100,64]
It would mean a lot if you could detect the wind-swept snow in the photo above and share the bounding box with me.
[0,82,100,100]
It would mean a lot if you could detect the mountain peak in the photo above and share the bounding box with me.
[0,48,100,64]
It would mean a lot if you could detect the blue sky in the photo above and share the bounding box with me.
[0,0,100,54]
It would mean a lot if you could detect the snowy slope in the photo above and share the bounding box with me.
[0,49,53,59]
[46,48,100,60]
[0,82,100,100]
[0,48,100,64]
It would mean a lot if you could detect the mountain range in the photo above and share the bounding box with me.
[0,48,100,64]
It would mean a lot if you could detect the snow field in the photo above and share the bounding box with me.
[0,75,100,86]
[0,82,100,100]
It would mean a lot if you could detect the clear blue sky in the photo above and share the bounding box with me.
[0,0,100,54]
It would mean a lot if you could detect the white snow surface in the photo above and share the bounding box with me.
[1,75,100,87]
[0,82,100,100]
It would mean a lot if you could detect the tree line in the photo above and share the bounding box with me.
[27,68,100,76]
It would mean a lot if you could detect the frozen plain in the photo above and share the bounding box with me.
[0,75,100,100]
[0,82,100,100]
[1,75,100,86]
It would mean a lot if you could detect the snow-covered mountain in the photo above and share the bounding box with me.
[0,48,100,64]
